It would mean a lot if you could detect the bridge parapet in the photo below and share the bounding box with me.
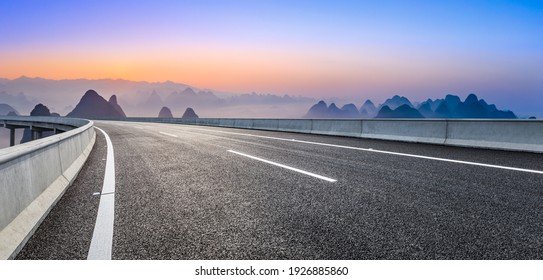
[95,117,543,153]
[0,116,95,259]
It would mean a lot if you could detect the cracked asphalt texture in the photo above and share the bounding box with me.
[17,121,543,259]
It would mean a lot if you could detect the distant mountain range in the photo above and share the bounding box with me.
[1,90,201,147]
[0,76,314,118]
[0,76,533,119]
[0,103,19,116]
[376,104,424,118]
[66,89,199,119]
[305,94,517,119]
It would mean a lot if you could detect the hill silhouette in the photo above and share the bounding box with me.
[304,101,363,118]
[108,95,126,117]
[381,95,414,109]
[305,100,329,118]
[21,104,53,143]
[360,100,377,117]
[182,107,199,118]
[418,94,516,119]
[67,90,125,118]
[0,103,19,115]
[376,104,424,118]
[158,106,173,118]
[434,102,452,118]
[341,103,360,118]
[304,94,516,119]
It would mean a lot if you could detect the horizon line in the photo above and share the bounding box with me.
[1,75,490,103]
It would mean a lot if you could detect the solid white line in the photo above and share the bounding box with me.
[228,150,337,182]
[159,131,178,138]
[88,127,116,260]
[182,126,543,175]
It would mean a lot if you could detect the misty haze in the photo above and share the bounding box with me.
[1,2,542,277]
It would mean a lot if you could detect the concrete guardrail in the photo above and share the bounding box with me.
[94,117,543,153]
[0,116,96,259]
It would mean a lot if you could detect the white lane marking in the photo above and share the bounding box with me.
[159,131,178,138]
[88,127,116,260]
[181,126,543,175]
[228,150,337,182]
[187,127,293,142]
[292,139,543,175]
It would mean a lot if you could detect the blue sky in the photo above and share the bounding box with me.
[1,0,542,115]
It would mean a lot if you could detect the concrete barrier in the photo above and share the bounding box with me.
[234,119,253,129]
[362,119,447,144]
[218,118,235,127]
[90,117,543,153]
[192,118,206,125]
[203,118,220,126]
[311,119,363,137]
[252,119,279,131]
[445,120,543,153]
[158,117,175,124]
[276,119,313,133]
[0,116,95,259]
[171,118,187,125]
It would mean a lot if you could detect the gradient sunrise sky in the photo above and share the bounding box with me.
[1,0,542,113]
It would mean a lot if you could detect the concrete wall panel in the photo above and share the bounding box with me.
[218,119,235,127]
[276,119,312,133]
[0,117,95,259]
[90,117,543,153]
[252,119,279,131]
[362,119,447,144]
[234,119,254,129]
[311,120,363,137]
[445,120,543,152]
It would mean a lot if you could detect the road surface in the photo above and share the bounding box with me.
[16,121,543,259]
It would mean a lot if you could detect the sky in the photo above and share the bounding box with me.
[1,0,542,113]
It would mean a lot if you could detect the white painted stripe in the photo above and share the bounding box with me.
[182,126,543,175]
[88,127,116,260]
[228,150,337,182]
[159,131,178,138]
[290,139,543,175]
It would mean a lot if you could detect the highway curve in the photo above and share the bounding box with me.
[17,121,543,259]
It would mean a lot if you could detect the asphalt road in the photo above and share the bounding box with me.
[17,121,543,259]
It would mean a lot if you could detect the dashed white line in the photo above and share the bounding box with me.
[228,150,337,182]
[290,139,543,175]
[88,127,116,260]
[181,127,543,175]
[159,131,178,138]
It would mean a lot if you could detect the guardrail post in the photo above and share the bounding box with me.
[9,128,15,147]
